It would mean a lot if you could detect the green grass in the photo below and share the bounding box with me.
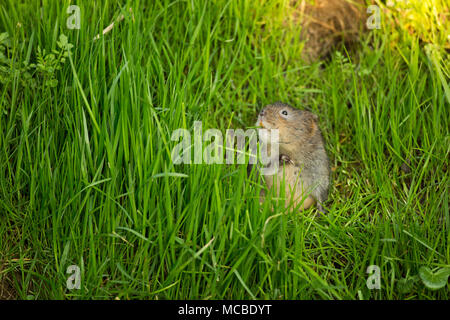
[0,0,449,299]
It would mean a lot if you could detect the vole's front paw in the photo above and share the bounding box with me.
[316,203,327,216]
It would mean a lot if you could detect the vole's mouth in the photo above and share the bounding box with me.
[257,116,270,129]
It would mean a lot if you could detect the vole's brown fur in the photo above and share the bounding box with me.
[256,102,330,213]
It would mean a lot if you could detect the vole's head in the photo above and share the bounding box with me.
[256,102,319,145]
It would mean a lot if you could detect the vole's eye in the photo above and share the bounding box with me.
[280,110,288,117]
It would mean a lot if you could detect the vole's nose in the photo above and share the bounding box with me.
[259,109,266,117]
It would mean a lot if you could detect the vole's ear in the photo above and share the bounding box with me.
[307,114,318,135]
[308,120,317,136]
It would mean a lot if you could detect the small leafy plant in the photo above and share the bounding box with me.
[33,34,74,88]
[0,33,73,89]
[418,267,450,290]
[0,33,73,115]
[0,32,35,88]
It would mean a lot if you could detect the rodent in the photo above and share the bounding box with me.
[255,102,331,213]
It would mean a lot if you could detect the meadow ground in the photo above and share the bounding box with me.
[0,0,449,299]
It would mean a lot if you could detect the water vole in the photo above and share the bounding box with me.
[256,102,331,213]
